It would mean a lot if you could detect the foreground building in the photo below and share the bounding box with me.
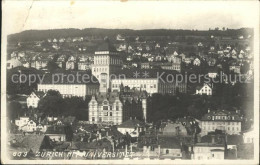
[191,143,225,160]
[200,109,243,136]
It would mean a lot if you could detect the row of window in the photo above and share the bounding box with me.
[202,121,240,125]
[93,67,108,72]
[203,126,240,131]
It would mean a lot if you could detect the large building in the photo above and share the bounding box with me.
[88,92,123,125]
[200,109,243,136]
[111,69,187,95]
[88,91,147,125]
[91,40,123,93]
[38,72,99,100]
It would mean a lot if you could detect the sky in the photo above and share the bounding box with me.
[2,0,259,35]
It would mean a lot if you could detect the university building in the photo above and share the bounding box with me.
[200,109,243,136]
[88,91,147,125]
[91,40,123,93]
[37,72,99,100]
[111,69,187,96]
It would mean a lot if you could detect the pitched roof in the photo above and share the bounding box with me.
[118,119,145,128]
[9,134,52,153]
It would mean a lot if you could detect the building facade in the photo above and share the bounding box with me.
[38,73,99,100]
[91,41,122,93]
[88,93,123,125]
[200,109,243,136]
[27,91,45,108]
[111,77,186,96]
[192,144,225,160]
[196,83,213,95]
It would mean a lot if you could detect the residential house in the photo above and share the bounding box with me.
[193,58,201,66]
[66,56,77,70]
[158,136,182,159]
[27,91,45,108]
[229,65,241,74]
[141,63,150,69]
[7,58,22,69]
[196,83,213,95]
[242,128,254,144]
[208,68,218,78]
[15,116,30,130]
[56,55,67,69]
[117,118,145,137]
[20,120,37,132]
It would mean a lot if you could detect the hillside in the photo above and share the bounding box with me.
[7,28,253,43]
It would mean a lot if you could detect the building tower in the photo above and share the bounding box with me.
[91,39,122,93]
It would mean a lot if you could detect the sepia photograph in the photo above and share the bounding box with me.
[1,0,259,164]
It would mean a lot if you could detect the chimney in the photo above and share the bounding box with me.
[106,131,109,137]
[99,133,101,140]
[236,110,240,114]
[130,117,132,120]
[211,135,215,144]
[125,145,128,156]
[208,109,210,113]
[158,145,161,157]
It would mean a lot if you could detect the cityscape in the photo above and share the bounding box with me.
[5,27,255,161]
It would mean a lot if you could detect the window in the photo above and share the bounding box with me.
[92,117,95,121]
[116,106,119,111]
[110,112,113,116]
[166,149,169,154]
[103,106,108,110]
[104,112,108,116]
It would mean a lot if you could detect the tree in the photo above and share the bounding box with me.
[7,101,23,121]
[38,90,64,116]
[47,61,59,72]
